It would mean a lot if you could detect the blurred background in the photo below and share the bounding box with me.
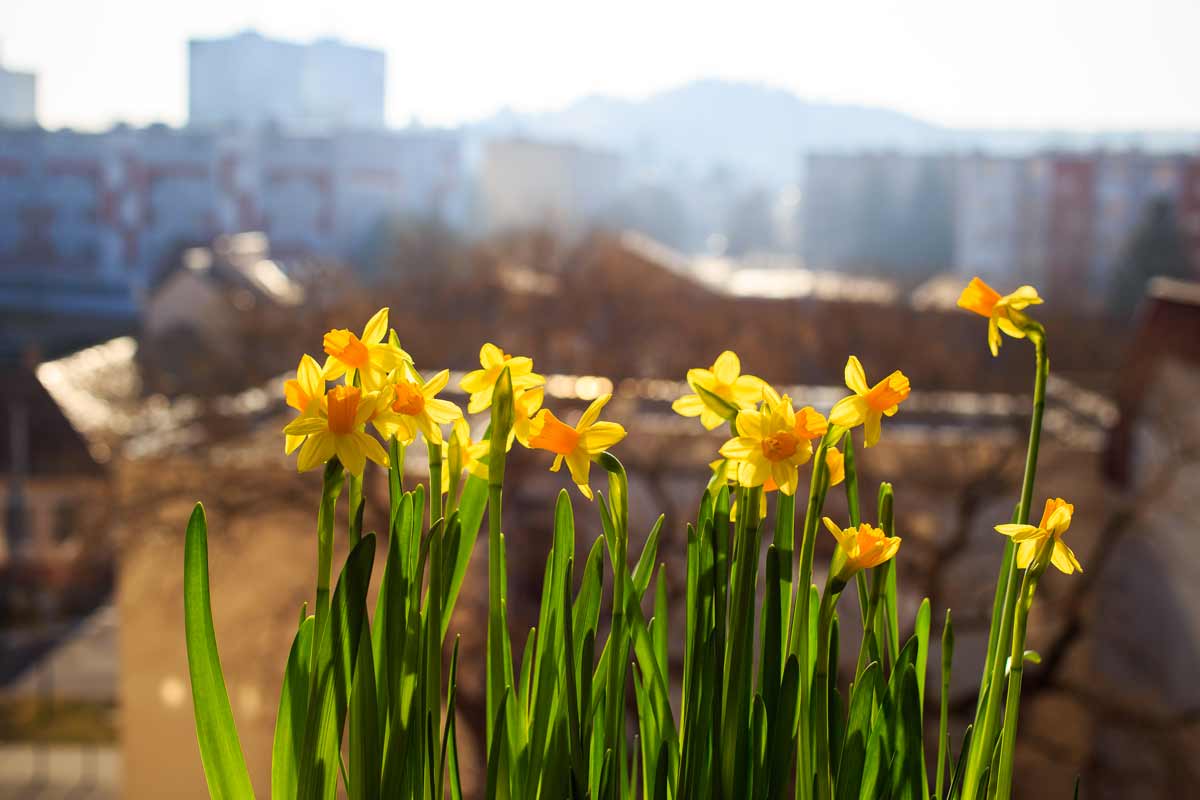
[1,2,1198,797]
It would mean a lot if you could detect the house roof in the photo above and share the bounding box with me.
[148,232,304,306]
[0,362,105,478]
[1104,277,1200,484]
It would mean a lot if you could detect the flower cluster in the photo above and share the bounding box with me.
[281,310,626,499]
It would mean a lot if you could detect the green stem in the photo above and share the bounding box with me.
[598,452,630,789]
[937,609,955,800]
[428,439,443,525]
[347,472,363,546]
[313,459,345,674]
[841,436,871,625]
[812,582,844,800]
[485,370,514,754]
[993,543,1050,799]
[853,565,886,682]
[963,327,1047,800]
[791,428,839,800]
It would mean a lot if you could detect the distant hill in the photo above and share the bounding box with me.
[471,79,1200,187]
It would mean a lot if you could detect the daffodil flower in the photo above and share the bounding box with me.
[371,367,463,446]
[672,351,767,430]
[994,497,1082,575]
[822,517,902,584]
[957,277,1044,357]
[718,393,814,496]
[527,394,626,500]
[283,354,324,455]
[322,307,405,390]
[828,356,911,448]
[460,343,545,414]
[283,385,389,475]
[443,418,489,492]
[720,445,844,520]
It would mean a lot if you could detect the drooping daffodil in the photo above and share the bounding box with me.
[527,394,626,500]
[829,356,911,448]
[822,517,902,585]
[460,343,545,414]
[994,497,1082,575]
[321,307,405,390]
[957,277,1043,357]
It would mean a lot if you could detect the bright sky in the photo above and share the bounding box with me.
[3,0,1199,132]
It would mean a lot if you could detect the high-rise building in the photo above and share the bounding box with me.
[0,52,37,128]
[188,31,386,133]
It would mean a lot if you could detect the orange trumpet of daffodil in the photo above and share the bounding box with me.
[527,394,626,500]
[371,366,463,446]
[718,393,814,496]
[822,517,902,584]
[957,277,1044,357]
[283,354,324,455]
[828,356,911,448]
[283,384,389,475]
[672,350,767,430]
[321,307,405,390]
[994,497,1082,575]
[460,343,545,414]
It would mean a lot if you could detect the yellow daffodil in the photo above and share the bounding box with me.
[371,367,462,446]
[829,356,910,448]
[460,343,545,414]
[721,445,844,520]
[511,386,545,448]
[957,277,1044,357]
[822,517,902,584]
[672,350,767,430]
[283,354,324,455]
[528,394,626,500]
[994,497,1082,575]
[283,385,389,475]
[718,393,813,496]
[322,307,405,390]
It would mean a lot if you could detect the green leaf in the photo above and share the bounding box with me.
[298,533,377,800]
[835,661,880,800]
[348,617,379,800]
[272,614,315,799]
[937,609,955,800]
[183,504,256,800]
[443,473,487,632]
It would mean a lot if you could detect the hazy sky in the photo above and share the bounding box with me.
[3,0,1199,132]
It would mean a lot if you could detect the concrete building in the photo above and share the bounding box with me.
[480,138,625,236]
[188,31,386,133]
[0,125,462,289]
[0,55,36,129]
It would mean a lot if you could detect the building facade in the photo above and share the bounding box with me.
[0,58,36,129]
[188,31,386,133]
[0,125,462,292]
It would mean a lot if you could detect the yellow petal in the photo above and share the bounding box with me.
[298,433,335,472]
[844,356,869,396]
[731,375,767,408]
[417,414,443,445]
[987,317,1002,357]
[479,343,505,369]
[829,396,869,429]
[423,368,450,397]
[285,433,305,455]
[863,410,883,448]
[770,460,798,496]
[361,307,389,344]
[426,398,464,425]
[460,368,491,394]
[580,421,626,454]
[285,415,328,436]
[335,436,367,476]
[1015,540,1038,569]
[578,394,611,429]
[735,409,763,440]
[1052,540,1083,574]
[673,394,706,417]
[719,436,758,460]
[298,354,324,400]
[686,368,716,393]
[355,431,389,467]
[564,450,592,496]
[1002,285,1043,310]
[994,524,1040,540]
[699,408,726,430]
[823,516,848,543]
[712,351,741,385]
